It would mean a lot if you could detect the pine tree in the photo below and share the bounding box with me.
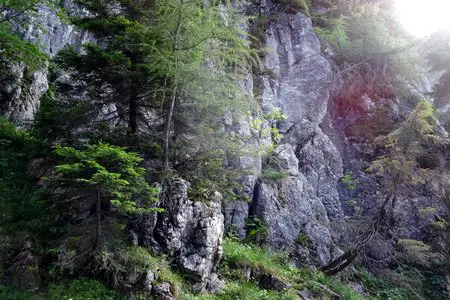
[320,101,449,275]
[55,0,257,200]
[53,143,160,251]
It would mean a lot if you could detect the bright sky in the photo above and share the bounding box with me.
[395,0,450,36]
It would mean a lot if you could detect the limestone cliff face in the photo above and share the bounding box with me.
[226,10,343,265]
[0,0,90,124]
[2,1,448,289]
[1,1,345,267]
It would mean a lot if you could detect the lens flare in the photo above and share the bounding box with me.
[395,0,450,36]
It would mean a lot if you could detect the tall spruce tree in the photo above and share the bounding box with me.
[56,0,161,134]
[56,0,254,139]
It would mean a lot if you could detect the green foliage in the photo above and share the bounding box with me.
[369,101,448,192]
[0,23,46,69]
[0,0,66,69]
[222,238,294,281]
[94,246,182,295]
[296,233,309,247]
[244,216,269,245]
[273,0,311,15]
[32,85,97,144]
[250,108,287,154]
[188,282,296,300]
[315,1,424,123]
[340,171,359,191]
[54,143,159,214]
[349,269,412,300]
[260,170,290,181]
[0,285,46,300]
[48,278,118,300]
[0,118,52,236]
[222,239,366,300]
[397,239,436,267]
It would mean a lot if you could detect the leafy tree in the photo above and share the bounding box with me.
[56,0,255,139]
[53,143,160,250]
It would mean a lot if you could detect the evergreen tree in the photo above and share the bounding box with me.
[55,0,257,200]
[53,143,159,250]
[321,101,449,275]
[56,0,255,139]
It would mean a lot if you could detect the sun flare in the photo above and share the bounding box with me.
[395,0,450,36]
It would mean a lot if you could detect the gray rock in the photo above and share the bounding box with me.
[224,200,249,239]
[1,0,92,123]
[154,179,224,292]
[297,130,344,219]
[298,289,314,300]
[274,144,299,176]
[5,241,41,292]
[248,12,342,265]
[252,175,333,265]
[152,282,175,300]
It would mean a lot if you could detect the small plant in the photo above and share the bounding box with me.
[250,107,287,155]
[244,216,269,245]
[296,233,309,247]
[418,206,437,218]
[340,171,359,191]
[261,170,290,182]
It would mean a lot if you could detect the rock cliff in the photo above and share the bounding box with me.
[1,0,448,296]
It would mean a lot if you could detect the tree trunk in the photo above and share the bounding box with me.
[95,192,103,251]
[129,93,138,134]
[320,248,358,276]
[319,195,395,275]
[163,85,177,171]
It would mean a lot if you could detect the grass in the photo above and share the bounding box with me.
[186,282,297,300]
[220,238,367,300]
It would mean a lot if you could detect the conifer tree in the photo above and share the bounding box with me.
[320,101,449,275]
[54,143,159,251]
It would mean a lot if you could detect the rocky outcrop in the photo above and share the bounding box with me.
[1,0,91,124]
[224,10,344,264]
[154,180,224,292]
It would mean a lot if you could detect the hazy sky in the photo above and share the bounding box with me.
[395,0,450,36]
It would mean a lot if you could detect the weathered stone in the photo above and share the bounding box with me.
[297,130,344,219]
[252,175,333,265]
[274,144,299,176]
[246,11,343,265]
[298,289,314,300]
[152,282,175,300]
[154,180,224,292]
[224,200,249,240]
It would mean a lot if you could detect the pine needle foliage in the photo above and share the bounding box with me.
[369,101,449,194]
[54,143,159,215]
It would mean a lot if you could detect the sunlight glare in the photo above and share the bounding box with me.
[395,0,450,36]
